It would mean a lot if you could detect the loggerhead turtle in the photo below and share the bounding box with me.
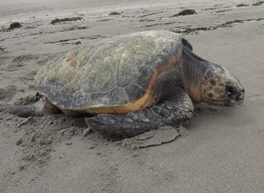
[10,30,245,139]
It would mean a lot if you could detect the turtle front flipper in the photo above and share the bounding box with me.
[85,88,194,139]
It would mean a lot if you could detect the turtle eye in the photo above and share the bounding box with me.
[226,85,235,97]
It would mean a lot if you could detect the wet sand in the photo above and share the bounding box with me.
[1,0,264,192]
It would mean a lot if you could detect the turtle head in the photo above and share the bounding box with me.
[201,63,245,106]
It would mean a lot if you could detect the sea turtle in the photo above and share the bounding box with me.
[10,30,245,139]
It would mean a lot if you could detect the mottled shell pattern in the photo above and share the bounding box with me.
[35,30,182,112]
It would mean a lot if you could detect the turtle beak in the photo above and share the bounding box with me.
[224,85,245,106]
[236,89,245,105]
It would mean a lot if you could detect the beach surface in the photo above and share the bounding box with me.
[1,0,264,192]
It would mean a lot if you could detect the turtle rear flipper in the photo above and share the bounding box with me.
[9,105,42,118]
[9,97,60,118]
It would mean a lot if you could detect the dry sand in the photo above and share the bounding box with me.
[1,0,264,192]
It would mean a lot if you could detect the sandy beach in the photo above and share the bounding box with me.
[1,0,264,192]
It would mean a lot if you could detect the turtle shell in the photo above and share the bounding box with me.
[35,30,183,114]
